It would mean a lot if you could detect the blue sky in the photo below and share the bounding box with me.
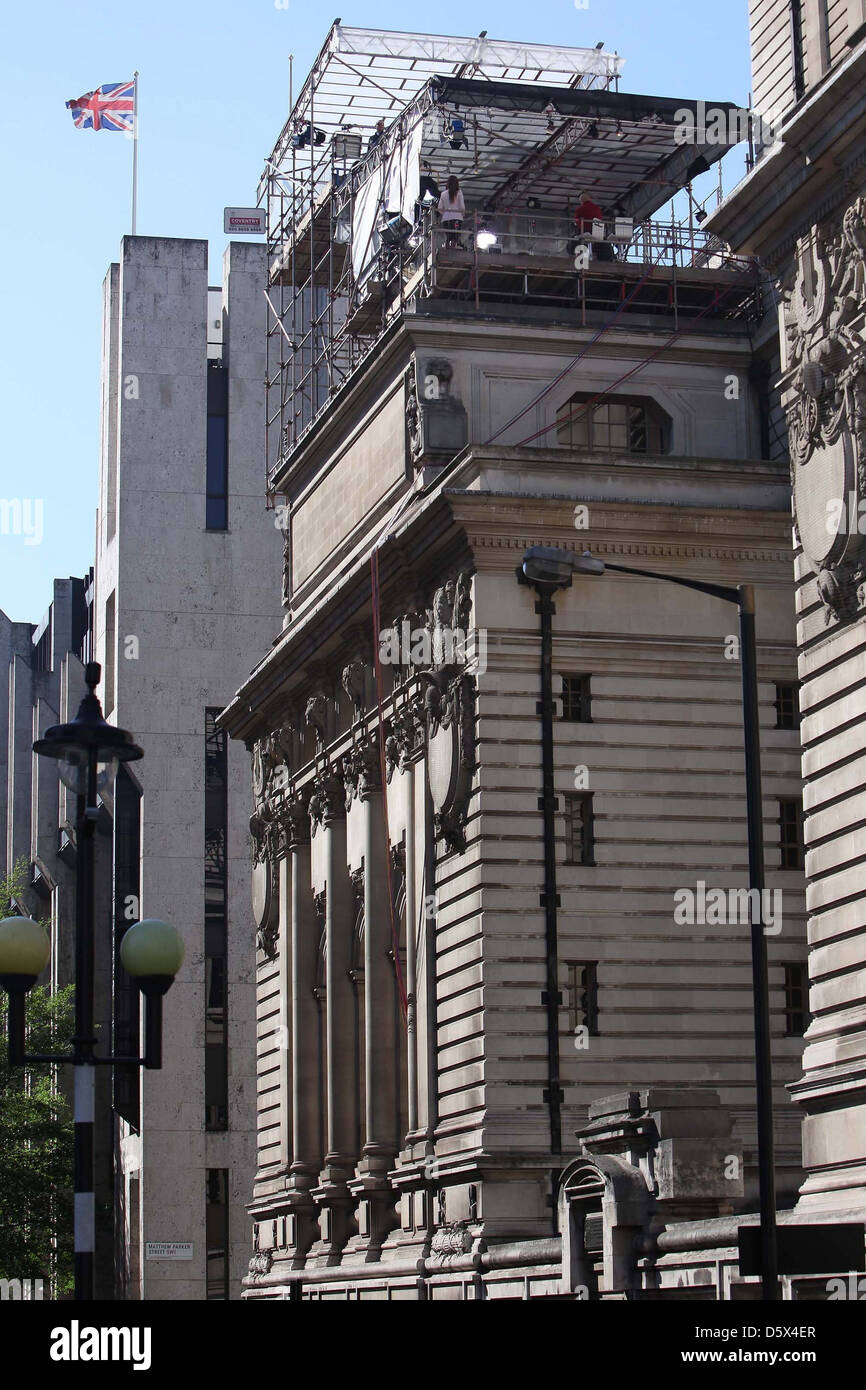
[0,0,752,625]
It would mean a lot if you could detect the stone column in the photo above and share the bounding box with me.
[282,797,320,1263]
[347,747,400,1251]
[309,772,358,1261]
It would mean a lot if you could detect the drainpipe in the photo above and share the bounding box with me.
[517,555,570,1161]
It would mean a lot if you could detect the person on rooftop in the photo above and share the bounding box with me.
[437,175,466,248]
[367,119,385,153]
[573,191,603,234]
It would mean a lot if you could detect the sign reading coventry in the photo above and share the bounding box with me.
[223,207,266,235]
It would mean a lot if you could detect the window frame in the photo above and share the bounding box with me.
[565,791,595,866]
[556,392,668,455]
[561,673,592,723]
[778,796,805,870]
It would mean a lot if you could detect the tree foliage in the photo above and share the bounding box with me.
[0,861,74,1288]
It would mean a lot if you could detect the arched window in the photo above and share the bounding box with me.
[556,393,668,454]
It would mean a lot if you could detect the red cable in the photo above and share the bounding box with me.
[512,274,751,448]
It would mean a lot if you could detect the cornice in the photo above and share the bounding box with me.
[464,531,791,567]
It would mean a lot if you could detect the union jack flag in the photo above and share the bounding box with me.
[66,81,135,132]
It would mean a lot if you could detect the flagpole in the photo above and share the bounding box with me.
[131,71,139,235]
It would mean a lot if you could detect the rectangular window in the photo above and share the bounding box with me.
[561,673,592,722]
[205,709,228,1131]
[565,792,595,866]
[557,395,664,453]
[206,1168,229,1300]
[790,0,806,98]
[774,681,800,730]
[568,961,599,1036]
[113,766,141,1128]
[206,362,228,531]
[784,962,809,1036]
[779,796,805,870]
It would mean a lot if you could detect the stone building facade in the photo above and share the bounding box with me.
[709,0,866,1219]
[94,236,283,1297]
[1,576,118,1298]
[222,225,810,1296]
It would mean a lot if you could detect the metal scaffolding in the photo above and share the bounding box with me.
[261,23,754,489]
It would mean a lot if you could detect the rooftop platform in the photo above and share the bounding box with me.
[263,24,753,474]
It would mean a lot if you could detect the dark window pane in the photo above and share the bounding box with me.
[206,495,227,530]
[206,1168,229,1300]
[774,682,800,730]
[784,962,809,1036]
[557,394,667,455]
[778,797,805,869]
[562,674,592,722]
[565,793,595,865]
[206,416,228,495]
[568,961,599,1036]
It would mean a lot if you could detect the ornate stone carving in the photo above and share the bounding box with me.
[308,772,345,832]
[250,808,280,866]
[384,702,425,778]
[405,360,422,463]
[247,1249,273,1278]
[430,1223,472,1257]
[252,725,293,808]
[281,526,291,608]
[342,740,381,806]
[341,658,368,721]
[420,670,476,853]
[409,355,468,463]
[304,692,330,747]
[782,198,866,622]
[280,792,310,851]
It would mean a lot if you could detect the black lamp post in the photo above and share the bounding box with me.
[520,547,778,1301]
[0,661,184,1301]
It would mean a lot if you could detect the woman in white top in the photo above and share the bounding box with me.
[437,176,465,246]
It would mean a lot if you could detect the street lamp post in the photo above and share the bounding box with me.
[0,661,184,1301]
[520,547,779,1300]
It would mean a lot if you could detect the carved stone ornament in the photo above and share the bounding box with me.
[342,740,381,807]
[304,692,330,748]
[341,658,368,721]
[420,670,476,853]
[308,772,345,833]
[252,726,293,809]
[430,1223,472,1257]
[405,360,422,464]
[281,527,291,609]
[384,703,426,779]
[782,198,866,622]
[409,355,468,463]
[253,860,279,960]
[248,1250,273,1278]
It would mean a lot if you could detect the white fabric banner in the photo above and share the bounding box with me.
[352,120,423,278]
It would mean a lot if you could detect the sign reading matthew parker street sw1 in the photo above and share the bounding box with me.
[145,1241,193,1261]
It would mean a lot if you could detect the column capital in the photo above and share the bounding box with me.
[343,740,381,806]
[279,793,310,850]
[308,771,345,831]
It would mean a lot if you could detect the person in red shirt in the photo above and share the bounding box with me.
[572,190,615,261]
[573,191,603,234]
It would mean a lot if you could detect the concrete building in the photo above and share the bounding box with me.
[220,26,810,1299]
[94,235,283,1297]
[1,574,120,1299]
[709,1,866,1222]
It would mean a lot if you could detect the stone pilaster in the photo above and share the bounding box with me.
[282,795,320,1264]
[347,754,400,1252]
[308,772,359,1262]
